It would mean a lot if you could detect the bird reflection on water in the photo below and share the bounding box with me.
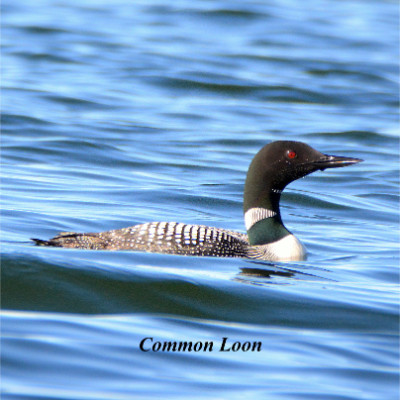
[235,261,336,286]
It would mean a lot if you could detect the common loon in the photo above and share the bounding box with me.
[32,141,362,261]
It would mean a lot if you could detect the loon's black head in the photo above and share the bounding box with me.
[257,140,361,188]
[243,140,363,213]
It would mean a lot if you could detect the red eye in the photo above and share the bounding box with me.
[287,150,297,159]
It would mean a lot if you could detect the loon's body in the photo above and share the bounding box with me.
[32,141,362,261]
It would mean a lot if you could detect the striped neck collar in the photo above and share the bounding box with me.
[244,206,290,246]
[244,207,277,231]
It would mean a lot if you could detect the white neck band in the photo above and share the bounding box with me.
[244,207,277,231]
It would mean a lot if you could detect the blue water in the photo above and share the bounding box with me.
[2,1,399,399]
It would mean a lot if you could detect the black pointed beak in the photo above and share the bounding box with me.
[313,154,363,171]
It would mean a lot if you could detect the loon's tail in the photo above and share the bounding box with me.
[31,238,51,246]
[31,231,99,248]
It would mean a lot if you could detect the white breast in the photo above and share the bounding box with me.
[246,234,307,261]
